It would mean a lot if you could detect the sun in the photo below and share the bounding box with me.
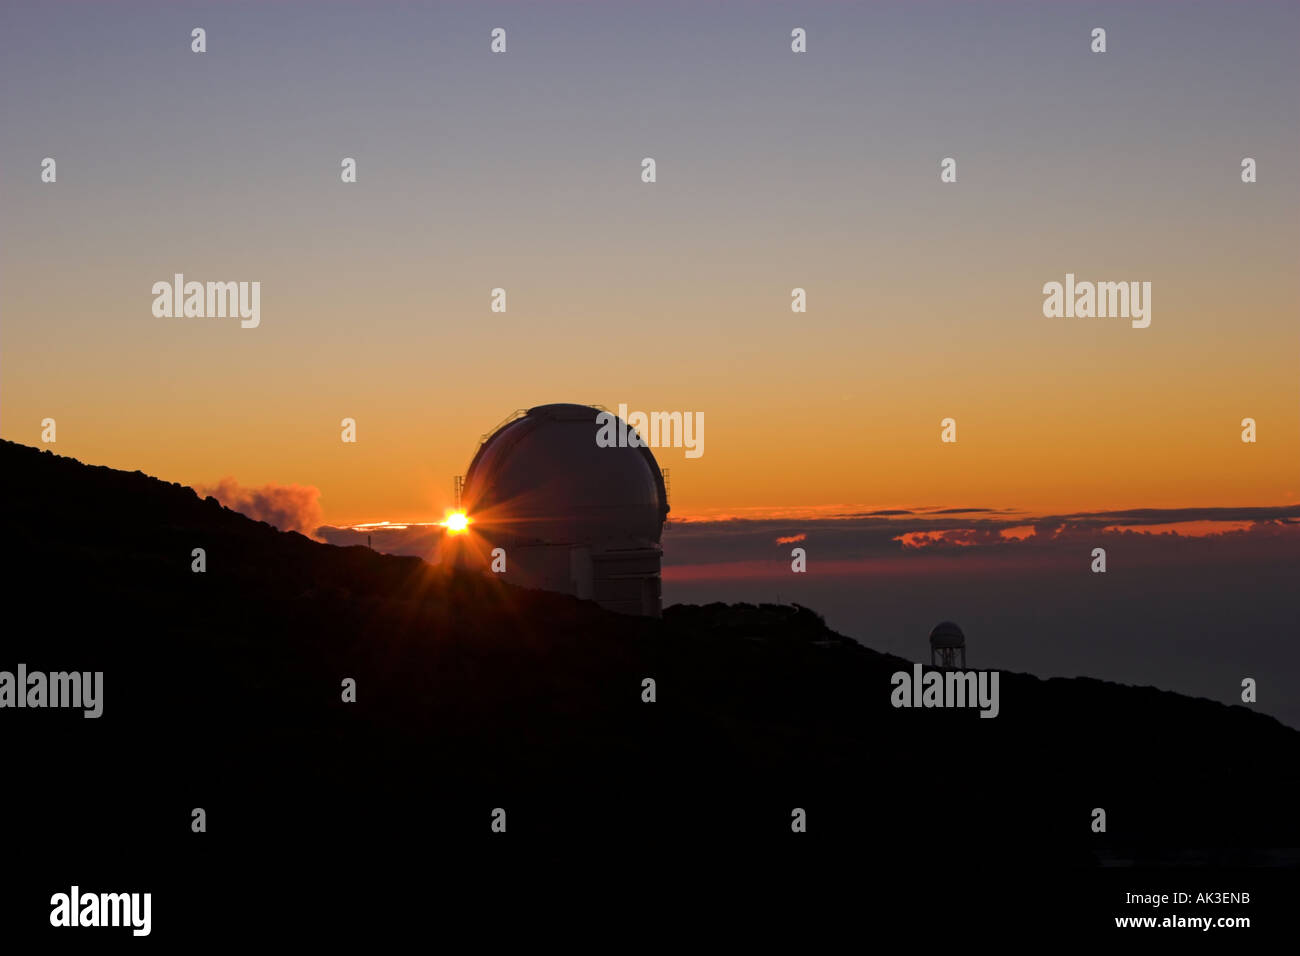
[442,510,471,535]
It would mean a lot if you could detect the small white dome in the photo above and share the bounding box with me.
[929,621,966,648]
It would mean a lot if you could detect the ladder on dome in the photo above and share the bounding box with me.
[661,468,671,526]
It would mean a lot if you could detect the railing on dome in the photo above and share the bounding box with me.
[468,409,527,464]
[466,404,615,472]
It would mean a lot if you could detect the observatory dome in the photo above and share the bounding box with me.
[456,404,670,616]
[463,404,668,544]
[929,621,966,648]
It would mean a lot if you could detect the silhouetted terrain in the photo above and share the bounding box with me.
[3,440,1296,936]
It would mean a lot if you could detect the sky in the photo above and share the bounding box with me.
[2,0,1298,527]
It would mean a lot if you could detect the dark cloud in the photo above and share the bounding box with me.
[659,506,1300,567]
[1039,506,1300,525]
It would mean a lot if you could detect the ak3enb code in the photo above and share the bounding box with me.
[1127,891,1249,907]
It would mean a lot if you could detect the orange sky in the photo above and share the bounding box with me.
[3,2,1296,526]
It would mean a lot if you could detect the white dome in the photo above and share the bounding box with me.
[462,404,669,547]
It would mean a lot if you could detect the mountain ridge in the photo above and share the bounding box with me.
[3,438,1297,869]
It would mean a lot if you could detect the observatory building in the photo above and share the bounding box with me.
[929,621,966,668]
[452,404,670,617]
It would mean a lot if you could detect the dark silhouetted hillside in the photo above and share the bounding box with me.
[2,440,1297,936]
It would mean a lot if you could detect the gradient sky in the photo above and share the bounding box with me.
[3,0,1297,526]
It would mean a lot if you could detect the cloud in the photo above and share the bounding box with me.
[894,528,1001,548]
[775,533,806,545]
[197,477,323,538]
[659,505,1300,569]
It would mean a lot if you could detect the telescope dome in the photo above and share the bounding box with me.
[456,404,669,616]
